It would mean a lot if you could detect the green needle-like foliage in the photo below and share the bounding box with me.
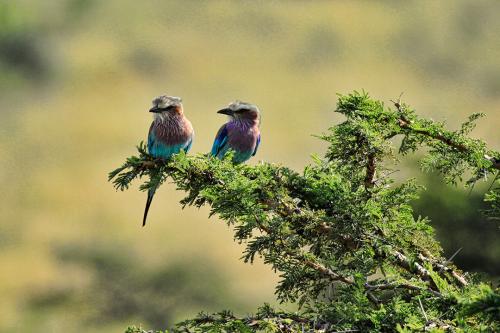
[110,91,499,332]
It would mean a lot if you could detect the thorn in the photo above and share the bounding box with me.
[467,182,475,197]
[486,171,499,192]
[390,92,405,110]
[447,247,462,263]
[437,247,463,274]
[418,297,428,322]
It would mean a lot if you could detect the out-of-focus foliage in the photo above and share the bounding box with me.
[0,3,47,83]
[39,242,237,329]
[1,1,499,332]
[484,183,500,222]
[412,175,500,279]
[111,92,499,331]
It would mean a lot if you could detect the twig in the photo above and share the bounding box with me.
[395,114,468,153]
[365,282,442,297]
[417,253,468,287]
[393,251,431,280]
[373,169,400,184]
[302,258,353,285]
[391,100,500,171]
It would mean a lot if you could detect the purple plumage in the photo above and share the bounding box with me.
[226,120,259,153]
[211,101,261,164]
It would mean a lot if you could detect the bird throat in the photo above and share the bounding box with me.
[231,117,259,129]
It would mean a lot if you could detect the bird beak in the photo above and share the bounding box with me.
[217,108,234,116]
[150,105,176,113]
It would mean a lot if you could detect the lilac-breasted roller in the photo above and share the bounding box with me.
[211,101,261,164]
[143,95,194,226]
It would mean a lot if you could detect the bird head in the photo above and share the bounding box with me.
[217,101,260,123]
[149,95,183,118]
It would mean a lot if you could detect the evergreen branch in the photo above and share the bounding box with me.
[126,305,358,333]
[111,92,499,332]
[365,281,442,297]
[418,253,468,287]
[316,222,467,290]
[301,256,354,286]
[391,100,500,172]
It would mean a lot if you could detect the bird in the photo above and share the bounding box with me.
[143,95,194,226]
[210,101,261,164]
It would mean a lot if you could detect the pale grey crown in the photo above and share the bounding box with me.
[227,100,260,114]
[152,95,182,109]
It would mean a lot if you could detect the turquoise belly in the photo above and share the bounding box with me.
[216,146,253,164]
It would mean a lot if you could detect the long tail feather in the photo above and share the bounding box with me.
[143,188,156,227]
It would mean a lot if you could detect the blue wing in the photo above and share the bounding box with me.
[211,124,228,157]
[184,133,194,153]
[147,123,155,153]
[252,134,260,156]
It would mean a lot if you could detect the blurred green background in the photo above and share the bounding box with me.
[0,1,499,332]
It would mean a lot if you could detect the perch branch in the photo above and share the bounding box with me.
[391,101,500,171]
